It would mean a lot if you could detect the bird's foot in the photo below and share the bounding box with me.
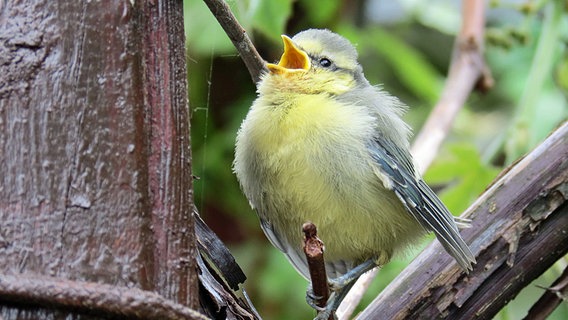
[305,285,326,312]
[313,302,338,320]
[309,291,339,320]
[306,259,379,319]
[327,259,377,291]
[305,278,353,320]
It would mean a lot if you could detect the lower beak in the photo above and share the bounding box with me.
[267,35,310,74]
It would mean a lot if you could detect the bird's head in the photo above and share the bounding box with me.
[264,29,364,96]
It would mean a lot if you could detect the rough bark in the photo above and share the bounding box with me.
[0,0,197,318]
[139,0,197,308]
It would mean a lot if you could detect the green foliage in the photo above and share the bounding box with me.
[297,0,342,26]
[185,0,293,55]
[185,0,235,54]
[248,0,294,43]
[556,52,568,93]
[185,0,568,319]
[425,143,500,215]
[504,0,568,163]
[333,25,444,107]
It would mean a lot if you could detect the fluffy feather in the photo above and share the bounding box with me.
[233,29,475,280]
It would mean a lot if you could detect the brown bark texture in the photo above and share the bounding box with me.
[0,0,198,318]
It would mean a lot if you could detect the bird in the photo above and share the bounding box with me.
[233,29,476,319]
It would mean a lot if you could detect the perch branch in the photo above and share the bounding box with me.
[338,0,492,317]
[203,0,267,83]
[0,274,208,320]
[303,222,330,315]
[357,122,568,319]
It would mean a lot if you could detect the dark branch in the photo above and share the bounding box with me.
[0,274,208,320]
[358,122,568,319]
[195,211,261,319]
[197,253,261,319]
[523,265,568,320]
[195,212,246,290]
[202,0,267,83]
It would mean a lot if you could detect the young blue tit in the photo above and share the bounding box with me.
[233,29,476,317]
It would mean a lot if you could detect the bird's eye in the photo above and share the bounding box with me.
[319,58,332,68]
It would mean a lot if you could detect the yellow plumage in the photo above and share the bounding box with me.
[233,29,475,317]
[237,81,423,272]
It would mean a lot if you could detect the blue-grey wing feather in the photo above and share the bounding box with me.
[368,139,476,271]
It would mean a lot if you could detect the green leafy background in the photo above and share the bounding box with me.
[185,0,568,319]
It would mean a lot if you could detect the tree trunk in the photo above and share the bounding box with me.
[0,0,198,318]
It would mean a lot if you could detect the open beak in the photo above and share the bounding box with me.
[267,35,310,75]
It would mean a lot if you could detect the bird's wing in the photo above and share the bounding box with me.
[368,138,476,271]
[260,218,352,279]
[259,218,311,279]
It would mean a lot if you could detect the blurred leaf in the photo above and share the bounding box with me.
[185,0,236,55]
[341,26,444,105]
[400,0,460,35]
[192,95,255,222]
[425,143,500,214]
[298,0,342,26]
[554,51,568,96]
[505,1,566,163]
[529,87,567,146]
[257,249,312,319]
[185,0,293,55]
[250,0,293,42]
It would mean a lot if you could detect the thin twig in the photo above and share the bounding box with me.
[0,274,209,320]
[523,265,568,320]
[335,268,378,319]
[338,0,492,318]
[202,0,267,83]
[303,222,331,317]
[411,0,493,173]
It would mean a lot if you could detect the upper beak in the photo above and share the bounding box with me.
[266,35,310,74]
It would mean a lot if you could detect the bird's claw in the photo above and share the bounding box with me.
[312,299,339,320]
[327,278,344,292]
[306,287,340,320]
[314,311,336,320]
[305,286,326,312]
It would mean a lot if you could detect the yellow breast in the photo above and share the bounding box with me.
[234,91,422,265]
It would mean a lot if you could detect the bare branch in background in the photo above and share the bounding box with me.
[411,0,493,173]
